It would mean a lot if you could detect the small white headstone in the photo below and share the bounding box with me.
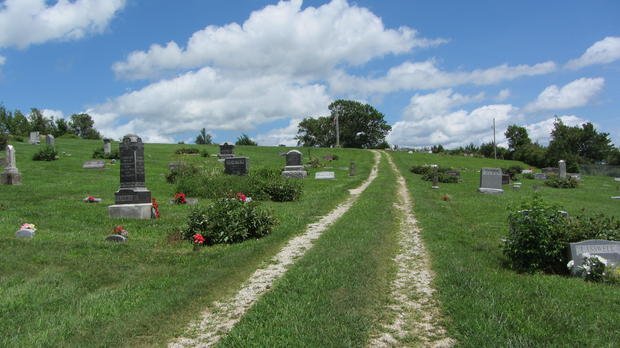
[82,160,105,169]
[614,178,620,182]
[315,171,335,179]
[522,169,533,174]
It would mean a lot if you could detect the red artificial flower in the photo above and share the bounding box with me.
[236,192,247,202]
[174,192,187,204]
[152,198,160,218]
[87,195,96,202]
[192,233,205,245]
[114,225,125,234]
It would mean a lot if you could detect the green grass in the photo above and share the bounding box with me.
[389,151,620,346]
[0,139,374,346]
[219,153,399,347]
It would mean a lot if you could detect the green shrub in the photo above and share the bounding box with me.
[200,150,209,157]
[166,163,203,184]
[11,135,24,142]
[544,175,578,188]
[58,133,79,139]
[504,196,620,275]
[502,165,523,180]
[175,147,200,155]
[183,197,276,245]
[522,173,535,180]
[32,145,58,161]
[411,165,460,183]
[92,147,120,160]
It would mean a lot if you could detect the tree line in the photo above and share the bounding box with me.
[0,105,101,140]
[428,118,619,171]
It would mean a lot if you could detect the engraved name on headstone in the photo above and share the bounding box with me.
[570,240,620,267]
[224,157,249,175]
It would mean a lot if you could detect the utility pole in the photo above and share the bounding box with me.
[335,104,341,148]
[493,118,497,160]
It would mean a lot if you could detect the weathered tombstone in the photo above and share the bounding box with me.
[16,229,35,239]
[349,161,356,176]
[82,160,105,169]
[612,196,620,200]
[534,173,547,180]
[501,173,510,185]
[542,167,559,175]
[29,131,40,144]
[478,167,504,194]
[218,142,235,159]
[45,134,55,147]
[224,157,249,175]
[282,150,307,178]
[615,177,620,182]
[522,169,533,174]
[512,182,522,190]
[558,160,567,179]
[1,145,21,185]
[568,173,581,181]
[315,171,335,179]
[103,138,112,156]
[569,240,620,268]
[108,134,152,219]
[431,164,439,189]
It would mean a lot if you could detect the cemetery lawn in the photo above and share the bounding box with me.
[389,152,620,346]
[220,153,399,347]
[0,138,374,346]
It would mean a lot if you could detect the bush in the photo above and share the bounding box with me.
[544,175,578,188]
[411,165,460,183]
[200,150,209,157]
[92,147,120,160]
[502,165,523,181]
[504,196,620,275]
[175,147,200,155]
[522,173,535,180]
[183,196,276,245]
[32,145,58,161]
[166,163,203,184]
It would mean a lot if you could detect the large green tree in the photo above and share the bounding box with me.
[70,113,101,139]
[505,125,532,152]
[297,100,391,148]
[547,119,614,169]
[195,128,213,145]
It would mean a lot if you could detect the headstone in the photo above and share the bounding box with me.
[105,234,127,243]
[1,145,21,185]
[512,182,522,190]
[103,138,112,156]
[282,150,307,178]
[315,171,335,179]
[109,134,153,219]
[82,160,105,169]
[569,240,620,267]
[224,157,249,175]
[612,196,620,200]
[614,177,620,182]
[558,160,567,179]
[16,229,35,239]
[534,173,547,180]
[45,134,55,147]
[29,131,40,144]
[218,142,235,159]
[349,161,356,176]
[542,167,559,174]
[522,169,533,174]
[501,173,510,185]
[478,167,503,194]
[431,164,439,189]
[568,173,581,181]
[114,134,151,204]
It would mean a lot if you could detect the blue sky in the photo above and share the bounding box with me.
[0,0,618,147]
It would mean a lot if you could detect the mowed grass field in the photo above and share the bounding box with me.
[0,138,374,346]
[389,151,620,346]
[1,139,619,347]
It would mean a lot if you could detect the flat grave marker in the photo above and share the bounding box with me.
[315,171,335,180]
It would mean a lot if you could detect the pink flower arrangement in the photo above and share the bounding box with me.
[236,192,252,203]
[20,223,36,231]
[192,233,205,245]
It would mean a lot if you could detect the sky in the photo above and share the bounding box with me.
[0,0,618,148]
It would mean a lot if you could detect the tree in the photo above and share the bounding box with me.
[297,100,391,148]
[505,125,531,152]
[12,110,30,136]
[195,128,213,145]
[236,133,257,146]
[69,113,101,139]
[431,144,445,153]
[54,118,69,137]
[28,108,52,134]
[547,119,614,169]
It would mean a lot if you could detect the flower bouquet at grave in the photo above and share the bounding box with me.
[151,198,160,218]
[83,195,102,203]
[113,225,128,238]
[236,192,252,203]
[16,223,37,239]
[174,192,187,204]
[192,233,206,251]
[20,223,36,231]
[567,254,617,283]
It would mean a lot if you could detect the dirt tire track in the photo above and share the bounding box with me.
[169,150,381,348]
[368,152,455,347]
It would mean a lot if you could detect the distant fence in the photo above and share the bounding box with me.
[579,164,620,177]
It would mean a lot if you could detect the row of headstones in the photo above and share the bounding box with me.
[478,160,573,194]
[28,132,55,147]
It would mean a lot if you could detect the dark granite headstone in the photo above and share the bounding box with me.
[218,143,235,158]
[285,150,302,166]
[282,150,306,178]
[502,173,510,185]
[224,157,249,175]
[114,134,151,204]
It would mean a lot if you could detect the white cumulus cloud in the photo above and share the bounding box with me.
[41,109,65,120]
[403,89,484,120]
[566,36,620,69]
[0,55,5,65]
[329,60,556,95]
[88,67,330,143]
[254,118,303,146]
[112,0,445,80]
[0,0,125,49]
[525,77,604,112]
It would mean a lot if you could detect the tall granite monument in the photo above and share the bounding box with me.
[108,134,152,219]
[1,145,21,185]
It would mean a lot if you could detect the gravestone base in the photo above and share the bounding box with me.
[478,188,504,194]
[114,188,151,205]
[108,203,153,219]
[218,154,234,159]
[1,172,21,185]
[282,170,307,178]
